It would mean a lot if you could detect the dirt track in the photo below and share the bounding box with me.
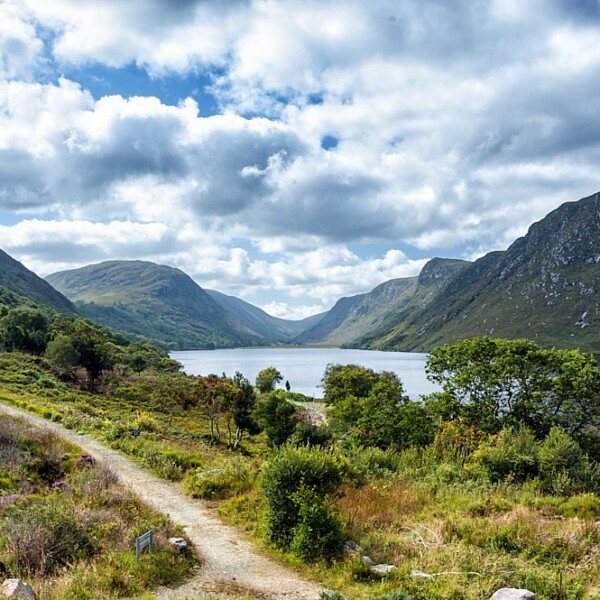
[0,403,324,599]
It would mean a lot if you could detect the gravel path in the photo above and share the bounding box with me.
[0,403,325,599]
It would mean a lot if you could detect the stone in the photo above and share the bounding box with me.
[1,579,35,599]
[411,569,434,579]
[489,589,537,600]
[168,537,188,553]
[369,564,397,576]
[361,555,374,566]
[343,540,358,556]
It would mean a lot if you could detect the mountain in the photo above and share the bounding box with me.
[46,261,263,349]
[0,248,75,313]
[293,258,468,346]
[206,289,324,343]
[360,191,600,354]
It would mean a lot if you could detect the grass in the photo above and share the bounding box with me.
[1,352,599,599]
[0,411,196,599]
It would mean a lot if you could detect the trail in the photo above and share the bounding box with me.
[0,403,324,599]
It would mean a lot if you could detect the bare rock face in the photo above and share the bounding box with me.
[489,588,537,600]
[1,579,35,599]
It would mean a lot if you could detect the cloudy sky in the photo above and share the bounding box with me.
[1,0,600,319]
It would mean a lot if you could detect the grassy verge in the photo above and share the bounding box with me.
[0,411,196,599]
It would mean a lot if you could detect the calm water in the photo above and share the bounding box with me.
[170,347,438,399]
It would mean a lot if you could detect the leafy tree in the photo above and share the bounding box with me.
[254,390,297,447]
[45,334,80,374]
[256,367,284,394]
[228,372,260,448]
[0,307,50,354]
[322,365,432,450]
[152,372,195,425]
[120,341,181,374]
[69,320,117,386]
[426,337,600,441]
[322,363,379,407]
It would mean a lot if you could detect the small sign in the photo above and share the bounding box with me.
[135,530,153,561]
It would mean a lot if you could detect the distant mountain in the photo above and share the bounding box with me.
[360,191,600,354]
[297,258,470,346]
[46,261,263,349]
[207,289,324,343]
[0,248,75,313]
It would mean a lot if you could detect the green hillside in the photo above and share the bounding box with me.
[46,260,262,349]
[361,191,600,354]
[0,248,75,313]
[207,289,324,343]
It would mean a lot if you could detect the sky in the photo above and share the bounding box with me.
[1,0,600,319]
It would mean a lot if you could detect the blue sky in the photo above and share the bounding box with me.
[1,0,600,318]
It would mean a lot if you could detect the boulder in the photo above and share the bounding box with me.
[489,589,537,600]
[369,564,397,576]
[361,555,374,566]
[1,579,35,599]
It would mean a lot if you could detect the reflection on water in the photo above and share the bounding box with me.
[170,347,438,400]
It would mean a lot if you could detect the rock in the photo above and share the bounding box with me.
[1,579,35,599]
[361,555,374,566]
[168,537,188,553]
[411,569,434,579]
[369,564,397,576]
[489,589,537,600]
[343,540,358,556]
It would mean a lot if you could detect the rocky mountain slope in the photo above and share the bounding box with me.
[361,191,600,354]
[0,248,75,313]
[46,261,262,349]
[296,258,470,346]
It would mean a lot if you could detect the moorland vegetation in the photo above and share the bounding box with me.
[0,300,599,599]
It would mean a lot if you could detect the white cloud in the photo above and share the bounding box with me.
[1,0,600,317]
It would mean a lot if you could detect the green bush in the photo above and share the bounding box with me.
[260,445,343,559]
[538,426,582,494]
[289,486,344,562]
[556,493,600,518]
[469,427,539,483]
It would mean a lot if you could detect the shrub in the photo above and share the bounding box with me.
[556,493,600,518]
[469,426,539,483]
[260,445,343,559]
[538,427,582,494]
[288,485,344,562]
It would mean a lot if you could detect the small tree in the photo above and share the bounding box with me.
[0,307,50,354]
[254,390,297,447]
[45,334,80,374]
[256,367,284,394]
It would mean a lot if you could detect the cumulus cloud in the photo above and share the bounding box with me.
[1,0,600,316]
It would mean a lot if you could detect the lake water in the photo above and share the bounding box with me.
[170,347,438,399]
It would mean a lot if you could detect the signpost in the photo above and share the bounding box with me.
[135,530,153,561]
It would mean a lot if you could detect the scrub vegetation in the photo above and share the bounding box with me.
[0,308,598,600]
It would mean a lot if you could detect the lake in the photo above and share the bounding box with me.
[170,347,438,399]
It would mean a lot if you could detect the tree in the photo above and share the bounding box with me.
[69,320,117,386]
[426,337,600,443]
[254,390,297,447]
[256,367,284,394]
[0,307,49,354]
[45,334,80,374]
[152,372,195,426]
[228,372,260,448]
[120,341,181,375]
